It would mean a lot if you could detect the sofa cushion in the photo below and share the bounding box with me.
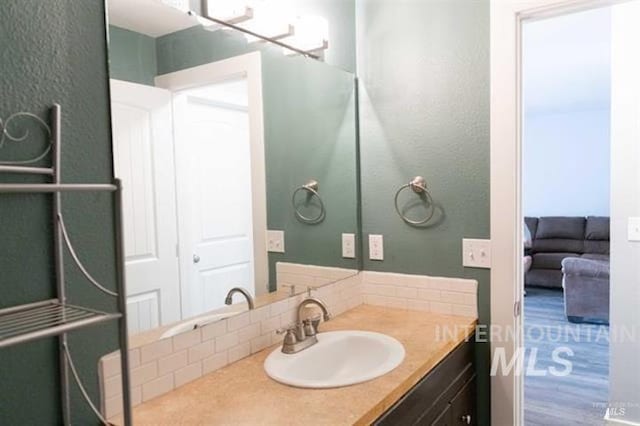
[562,257,610,278]
[535,217,586,240]
[525,217,538,240]
[581,253,610,262]
[525,269,563,288]
[532,253,580,270]
[584,240,610,255]
[585,216,610,240]
[532,238,584,254]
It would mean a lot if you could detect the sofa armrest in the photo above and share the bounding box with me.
[562,258,610,279]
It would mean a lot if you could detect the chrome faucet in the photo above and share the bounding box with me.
[277,297,332,354]
[225,287,255,310]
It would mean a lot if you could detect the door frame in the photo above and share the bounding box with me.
[490,0,621,424]
[155,52,268,317]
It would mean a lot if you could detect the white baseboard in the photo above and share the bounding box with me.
[605,409,640,426]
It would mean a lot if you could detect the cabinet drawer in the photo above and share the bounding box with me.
[450,377,477,425]
[375,339,475,426]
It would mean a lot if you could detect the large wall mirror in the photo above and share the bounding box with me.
[106,0,360,341]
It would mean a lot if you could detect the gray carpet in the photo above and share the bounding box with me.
[524,288,609,426]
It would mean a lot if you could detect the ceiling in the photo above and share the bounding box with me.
[108,0,197,37]
[523,7,612,115]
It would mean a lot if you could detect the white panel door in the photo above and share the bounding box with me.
[110,80,181,333]
[173,92,255,318]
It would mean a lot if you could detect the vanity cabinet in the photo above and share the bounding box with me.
[375,339,476,426]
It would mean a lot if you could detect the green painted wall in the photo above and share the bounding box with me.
[108,26,157,86]
[356,0,491,423]
[0,1,119,424]
[261,56,358,287]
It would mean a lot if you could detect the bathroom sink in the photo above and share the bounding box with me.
[160,310,238,339]
[264,330,405,388]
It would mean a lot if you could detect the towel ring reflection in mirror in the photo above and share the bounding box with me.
[292,179,325,224]
[394,176,435,225]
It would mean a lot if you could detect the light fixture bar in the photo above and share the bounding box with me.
[246,24,295,43]
[188,9,320,59]
[283,40,329,57]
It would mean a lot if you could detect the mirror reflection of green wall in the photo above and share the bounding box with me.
[107,20,359,328]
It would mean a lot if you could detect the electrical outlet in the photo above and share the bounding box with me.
[629,217,640,242]
[369,234,384,261]
[342,233,355,258]
[267,230,285,253]
[462,238,491,268]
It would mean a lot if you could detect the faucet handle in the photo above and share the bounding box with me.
[276,323,297,334]
[276,325,298,345]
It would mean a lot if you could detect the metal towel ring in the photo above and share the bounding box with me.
[394,176,435,225]
[292,179,325,224]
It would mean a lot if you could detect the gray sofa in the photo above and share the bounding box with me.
[562,257,610,323]
[524,216,610,288]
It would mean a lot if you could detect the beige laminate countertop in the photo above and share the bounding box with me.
[121,305,476,426]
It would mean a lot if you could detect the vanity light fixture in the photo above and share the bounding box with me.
[184,0,329,60]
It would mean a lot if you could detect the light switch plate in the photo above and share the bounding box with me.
[267,230,285,253]
[342,233,356,258]
[462,238,491,268]
[628,217,640,242]
[369,234,384,261]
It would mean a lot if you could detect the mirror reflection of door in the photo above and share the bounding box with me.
[173,78,256,319]
[110,80,181,334]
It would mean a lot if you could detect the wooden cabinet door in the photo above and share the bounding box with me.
[430,404,453,426]
[450,377,477,425]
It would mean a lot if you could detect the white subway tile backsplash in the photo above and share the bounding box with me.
[104,373,123,399]
[417,289,441,301]
[452,304,477,317]
[250,334,271,354]
[157,350,188,376]
[172,329,201,352]
[142,374,174,402]
[237,323,261,343]
[202,352,228,374]
[227,312,250,332]
[228,342,251,363]
[188,340,215,363]
[130,362,158,388]
[407,300,431,312]
[100,268,477,421]
[201,320,227,341]
[261,315,281,334]
[101,353,121,379]
[215,331,239,353]
[396,287,418,299]
[174,362,203,388]
[139,339,173,364]
[250,306,270,324]
[430,302,454,314]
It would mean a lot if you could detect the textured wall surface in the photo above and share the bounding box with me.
[356,0,491,423]
[108,26,157,85]
[0,1,119,424]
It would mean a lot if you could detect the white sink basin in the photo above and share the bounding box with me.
[160,312,236,339]
[264,330,405,388]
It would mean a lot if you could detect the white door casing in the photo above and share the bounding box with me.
[110,79,182,334]
[172,90,255,317]
[490,0,618,425]
[155,52,268,316]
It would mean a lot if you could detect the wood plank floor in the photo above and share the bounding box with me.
[524,288,609,426]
